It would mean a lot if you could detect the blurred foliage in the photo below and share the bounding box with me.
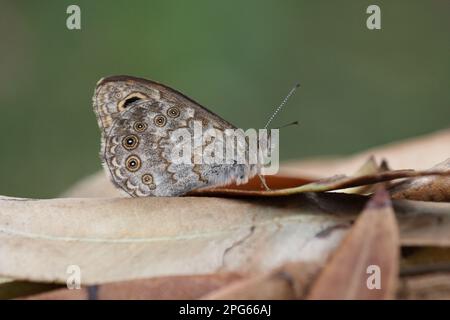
[0,0,449,197]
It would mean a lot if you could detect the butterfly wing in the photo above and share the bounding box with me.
[93,76,256,196]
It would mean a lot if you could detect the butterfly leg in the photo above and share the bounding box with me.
[258,174,271,191]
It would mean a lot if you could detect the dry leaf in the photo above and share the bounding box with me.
[395,199,450,246]
[202,262,320,300]
[390,159,450,202]
[398,273,450,299]
[1,192,449,286]
[307,188,399,299]
[0,194,350,284]
[21,273,242,300]
[338,156,391,195]
[401,247,450,269]
[400,246,450,282]
[193,169,450,197]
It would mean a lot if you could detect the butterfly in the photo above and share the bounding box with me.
[93,75,265,197]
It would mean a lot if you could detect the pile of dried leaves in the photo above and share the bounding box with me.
[1,129,450,300]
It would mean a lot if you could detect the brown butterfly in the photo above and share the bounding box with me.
[93,75,261,197]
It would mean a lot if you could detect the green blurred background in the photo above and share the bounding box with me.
[0,0,449,198]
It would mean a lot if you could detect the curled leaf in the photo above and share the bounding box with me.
[194,169,450,197]
[390,159,450,202]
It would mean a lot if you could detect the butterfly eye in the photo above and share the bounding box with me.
[134,122,148,132]
[167,107,180,118]
[154,115,167,127]
[142,174,156,189]
[125,155,141,172]
[122,135,139,150]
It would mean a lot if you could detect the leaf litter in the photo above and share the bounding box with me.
[1,129,450,299]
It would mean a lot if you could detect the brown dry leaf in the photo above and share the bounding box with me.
[0,194,351,284]
[307,188,399,299]
[205,175,314,191]
[398,273,450,299]
[390,159,450,202]
[337,157,392,195]
[333,156,381,195]
[193,169,450,197]
[1,192,449,286]
[401,247,450,269]
[21,273,242,300]
[202,262,320,300]
[399,246,450,282]
[395,199,450,247]
[397,246,450,300]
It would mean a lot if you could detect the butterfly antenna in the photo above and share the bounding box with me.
[275,120,299,129]
[264,83,300,129]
